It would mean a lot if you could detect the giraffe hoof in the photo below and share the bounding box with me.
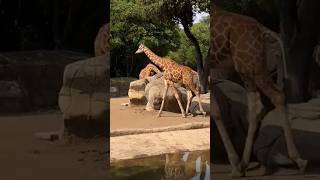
[296,159,308,174]
[230,167,244,178]
[202,111,207,117]
[182,114,187,118]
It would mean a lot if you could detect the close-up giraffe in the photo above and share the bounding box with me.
[208,5,307,177]
[135,44,206,118]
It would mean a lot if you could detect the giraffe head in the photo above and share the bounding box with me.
[135,44,146,54]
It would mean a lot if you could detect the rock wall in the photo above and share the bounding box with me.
[59,55,109,138]
[0,50,89,112]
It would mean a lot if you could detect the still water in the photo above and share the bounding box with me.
[110,150,210,180]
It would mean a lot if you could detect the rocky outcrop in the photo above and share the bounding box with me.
[59,54,108,138]
[144,77,188,113]
[127,72,210,114]
[128,79,147,105]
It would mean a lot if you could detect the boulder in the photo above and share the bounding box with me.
[144,76,187,113]
[59,54,108,138]
[128,79,147,105]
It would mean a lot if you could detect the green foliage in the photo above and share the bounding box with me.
[137,0,210,25]
[167,16,209,69]
[111,0,181,77]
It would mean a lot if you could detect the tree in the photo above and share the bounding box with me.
[110,0,180,77]
[168,16,209,69]
[137,0,210,93]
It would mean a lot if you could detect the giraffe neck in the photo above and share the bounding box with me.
[143,47,165,70]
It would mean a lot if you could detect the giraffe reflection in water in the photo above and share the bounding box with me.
[163,151,210,180]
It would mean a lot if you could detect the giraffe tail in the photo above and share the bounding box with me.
[262,28,288,89]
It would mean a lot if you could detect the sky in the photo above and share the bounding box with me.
[194,11,209,23]
[178,11,209,28]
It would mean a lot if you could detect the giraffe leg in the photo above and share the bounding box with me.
[170,83,186,118]
[157,80,169,118]
[211,93,243,177]
[240,91,263,172]
[255,76,308,173]
[185,90,194,116]
[189,86,206,116]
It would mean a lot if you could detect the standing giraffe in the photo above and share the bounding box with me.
[135,44,206,117]
[139,63,161,79]
[209,5,307,177]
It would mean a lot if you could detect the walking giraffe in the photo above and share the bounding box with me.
[208,5,307,177]
[135,44,206,117]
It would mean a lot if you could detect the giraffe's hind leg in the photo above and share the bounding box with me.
[255,75,308,173]
[189,85,206,116]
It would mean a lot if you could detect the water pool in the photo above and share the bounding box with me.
[110,150,210,180]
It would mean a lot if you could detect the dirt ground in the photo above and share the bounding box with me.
[110,97,209,130]
[0,111,108,180]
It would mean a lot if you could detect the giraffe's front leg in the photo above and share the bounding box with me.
[170,84,186,118]
[157,80,169,118]
[211,93,243,177]
[185,90,194,116]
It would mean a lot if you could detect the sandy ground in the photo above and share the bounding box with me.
[110,97,209,130]
[0,111,108,180]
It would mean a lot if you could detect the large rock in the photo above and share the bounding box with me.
[59,54,108,138]
[128,79,147,105]
[145,76,188,113]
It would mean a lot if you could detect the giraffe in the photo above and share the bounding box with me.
[208,5,307,177]
[139,63,161,79]
[94,23,109,56]
[135,44,206,117]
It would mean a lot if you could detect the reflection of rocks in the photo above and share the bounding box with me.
[59,55,108,138]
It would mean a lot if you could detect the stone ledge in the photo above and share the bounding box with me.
[110,128,209,162]
[110,122,210,137]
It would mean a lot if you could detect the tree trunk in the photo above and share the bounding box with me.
[280,0,320,103]
[181,17,207,93]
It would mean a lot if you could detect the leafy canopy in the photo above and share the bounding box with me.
[110,0,181,77]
